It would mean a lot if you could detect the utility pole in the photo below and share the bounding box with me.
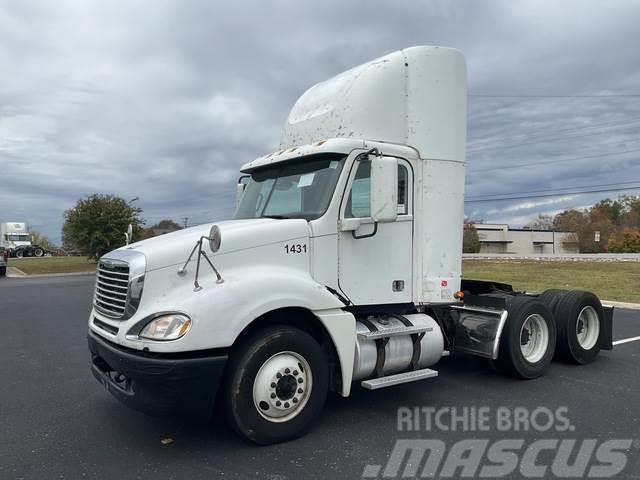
[183,217,189,229]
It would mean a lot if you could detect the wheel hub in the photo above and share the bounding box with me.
[519,314,549,364]
[253,351,312,423]
[275,375,297,401]
[576,306,600,350]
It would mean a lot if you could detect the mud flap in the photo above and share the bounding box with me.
[600,305,615,351]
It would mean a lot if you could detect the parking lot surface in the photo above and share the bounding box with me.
[1,275,639,479]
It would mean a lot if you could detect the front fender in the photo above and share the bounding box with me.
[133,264,346,353]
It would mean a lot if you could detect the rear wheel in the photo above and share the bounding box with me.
[0,266,6,276]
[15,250,23,258]
[554,291,603,364]
[222,326,328,445]
[497,296,556,379]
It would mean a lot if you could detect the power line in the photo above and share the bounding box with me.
[465,185,640,203]
[469,94,640,98]
[467,119,640,153]
[467,147,640,173]
[467,180,640,201]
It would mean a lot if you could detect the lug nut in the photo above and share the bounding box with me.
[297,378,303,384]
[284,402,290,408]
[276,373,282,379]
[271,382,276,388]
[298,388,303,394]
[271,393,276,399]
[293,370,298,376]
[285,368,290,374]
[292,398,298,404]
[276,401,281,407]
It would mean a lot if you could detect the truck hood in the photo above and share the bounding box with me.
[120,218,310,272]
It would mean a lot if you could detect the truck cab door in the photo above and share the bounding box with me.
[337,155,413,305]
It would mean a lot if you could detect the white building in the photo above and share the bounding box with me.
[473,224,578,255]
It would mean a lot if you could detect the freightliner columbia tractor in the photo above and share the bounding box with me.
[88,46,614,444]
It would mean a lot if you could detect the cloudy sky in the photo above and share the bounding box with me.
[1,0,639,243]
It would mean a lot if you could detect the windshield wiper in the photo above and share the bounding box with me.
[261,215,290,219]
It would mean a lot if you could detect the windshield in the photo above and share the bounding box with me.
[234,154,346,221]
[5,234,30,242]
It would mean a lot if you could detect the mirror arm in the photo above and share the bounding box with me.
[352,222,378,240]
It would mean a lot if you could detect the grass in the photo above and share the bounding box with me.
[7,255,638,303]
[462,259,640,303]
[9,256,97,275]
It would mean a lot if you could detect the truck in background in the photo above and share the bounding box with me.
[87,46,614,445]
[0,222,49,258]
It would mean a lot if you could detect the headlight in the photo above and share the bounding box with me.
[139,313,192,341]
[209,225,221,253]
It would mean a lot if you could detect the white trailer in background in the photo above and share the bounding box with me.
[87,46,614,444]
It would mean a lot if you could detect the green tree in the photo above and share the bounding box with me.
[463,220,481,253]
[62,194,144,259]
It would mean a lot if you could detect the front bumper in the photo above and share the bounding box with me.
[88,331,228,419]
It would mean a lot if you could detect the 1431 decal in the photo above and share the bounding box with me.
[285,243,307,254]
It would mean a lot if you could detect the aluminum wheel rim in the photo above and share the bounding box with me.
[576,306,600,350]
[253,351,312,423]
[519,314,549,364]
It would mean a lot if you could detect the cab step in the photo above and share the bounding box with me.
[357,324,433,341]
[361,368,438,390]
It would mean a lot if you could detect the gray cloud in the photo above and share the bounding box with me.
[1,0,639,242]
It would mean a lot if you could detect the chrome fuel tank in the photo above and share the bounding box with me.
[352,314,445,381]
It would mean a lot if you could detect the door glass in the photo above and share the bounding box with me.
[346,161,409,218]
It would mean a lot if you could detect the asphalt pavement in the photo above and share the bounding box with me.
[1,275,639,479]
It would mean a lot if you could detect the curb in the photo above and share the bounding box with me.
[602,300,640,311]
[6,267,27,278]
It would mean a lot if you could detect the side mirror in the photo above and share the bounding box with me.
[369,154,398,223]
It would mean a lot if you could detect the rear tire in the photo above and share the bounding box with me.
[497,296,556,379]
[554,290,603,364]
[0,266,6,277]
[222,326,328,445]
[537,289,568,312]
[15,250,23,258]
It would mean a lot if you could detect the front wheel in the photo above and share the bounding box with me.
[33,247,44,257]
[222,326,328,445]
[497,296,557,379]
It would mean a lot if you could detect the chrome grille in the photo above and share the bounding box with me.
[94,260,130,318]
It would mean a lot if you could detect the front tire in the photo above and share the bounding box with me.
[33,247,44,257]
[497,296,556,379]
[222,326,329,445]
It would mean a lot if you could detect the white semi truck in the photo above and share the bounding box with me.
[1,222,31,252]
[88,46,614,444]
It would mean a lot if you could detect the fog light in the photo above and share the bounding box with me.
[139,314,192,341]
